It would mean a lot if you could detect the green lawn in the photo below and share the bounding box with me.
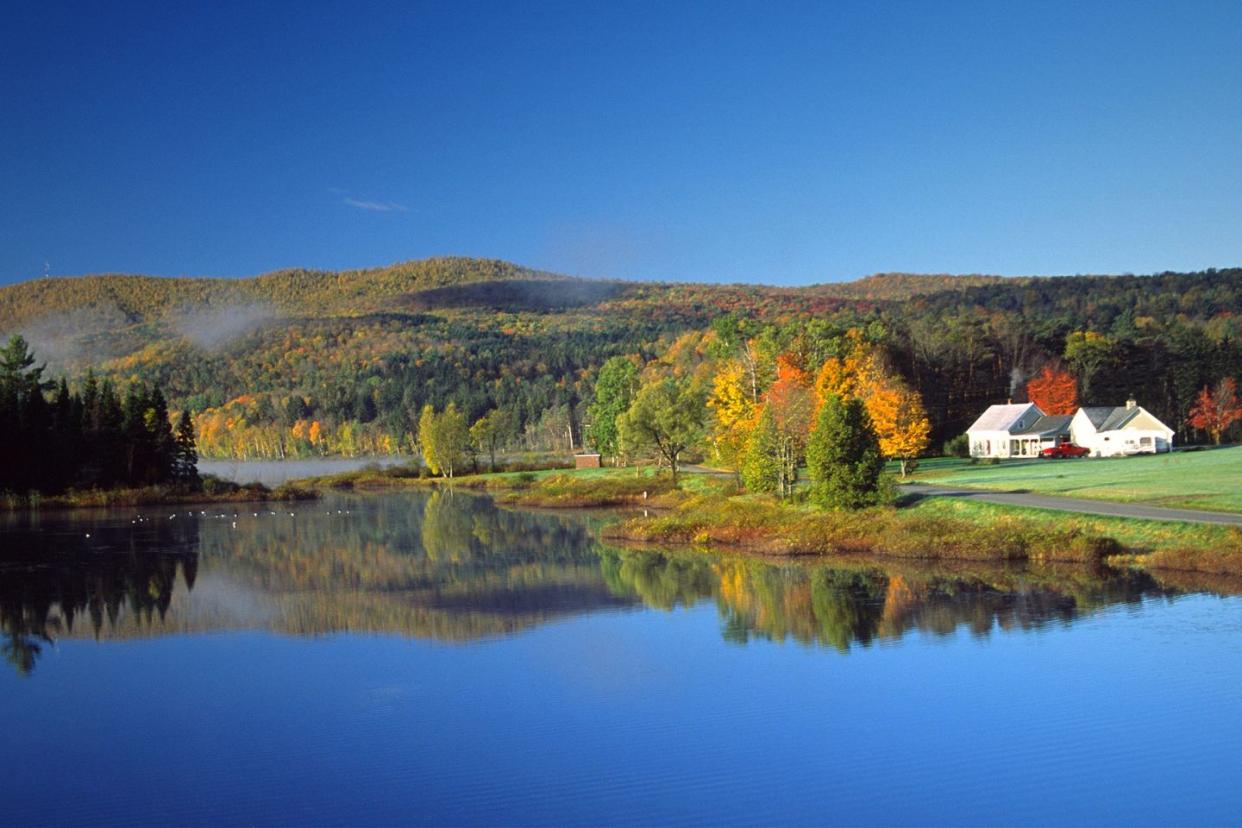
[904,446,1242,513]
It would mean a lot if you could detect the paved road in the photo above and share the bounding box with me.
[901,483,1242,526]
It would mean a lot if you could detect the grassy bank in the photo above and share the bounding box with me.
[907,446,1242,513]
[604,491,1242,574]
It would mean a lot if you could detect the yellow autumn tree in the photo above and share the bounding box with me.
[863,377,931,476]
[813,329,880,407]
[707,359,757,475]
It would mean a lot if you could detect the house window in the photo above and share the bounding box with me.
[1140,437,1152,446]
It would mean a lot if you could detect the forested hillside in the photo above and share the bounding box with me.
[2,257,1240,458]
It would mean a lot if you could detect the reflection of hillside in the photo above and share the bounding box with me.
[1,491,1229,676]
[599,547,1181,652]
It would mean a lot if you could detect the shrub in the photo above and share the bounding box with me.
[201,475,240,496]
[943,433,970,458]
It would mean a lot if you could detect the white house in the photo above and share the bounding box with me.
[965,403,1074,459]
[966,398,1174,458]
[958,402,1078,459]
[1069,399,1174,456]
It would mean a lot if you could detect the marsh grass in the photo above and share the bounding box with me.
[603,493,1235,567]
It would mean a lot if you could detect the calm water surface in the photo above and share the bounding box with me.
[2,491,1240,826]
[197,456,409,486]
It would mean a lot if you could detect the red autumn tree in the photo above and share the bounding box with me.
[1188,377,1242,445]
[1026,364,1078,415]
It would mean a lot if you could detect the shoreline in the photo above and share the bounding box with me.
[287,463,1242,578]
[1,481,318,513]
[10,462,1239,579]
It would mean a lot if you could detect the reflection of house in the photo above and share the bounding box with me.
[1070,400,1174,457]
[966,403,1073,458]
[967,398,1173,458]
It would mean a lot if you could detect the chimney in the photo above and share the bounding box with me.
[1126,397,1137,410]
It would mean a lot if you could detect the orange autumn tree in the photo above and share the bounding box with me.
[763,355,815,496]
[813,329,880,403]
[1026,363,1078,415]
[741,354,815,497]
[1188,377,1242,445]
[814,331,931,476]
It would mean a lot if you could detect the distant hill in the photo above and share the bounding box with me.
[820,271,1014,300]
[2,257,1239,457]
[0,257,559,327]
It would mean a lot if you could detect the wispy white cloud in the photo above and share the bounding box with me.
[343,197,408,212]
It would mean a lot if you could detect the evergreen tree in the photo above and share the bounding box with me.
[173,410,201,489]
[741,406,780,493]
[91,380,125,487]
[147,388,176,484]
[806,394,885,509]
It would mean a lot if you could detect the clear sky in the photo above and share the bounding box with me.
[3,1,1241,286]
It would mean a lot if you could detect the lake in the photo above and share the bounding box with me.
[2,491,1241,826]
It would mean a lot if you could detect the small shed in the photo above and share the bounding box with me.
[574,453,602,469]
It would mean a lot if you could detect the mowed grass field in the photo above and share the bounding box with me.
[907,446,1242,513]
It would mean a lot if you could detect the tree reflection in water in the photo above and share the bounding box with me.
[0,491,1220,674]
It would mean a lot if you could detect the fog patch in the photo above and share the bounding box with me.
[172,303,279,350]
[15,303,134,369]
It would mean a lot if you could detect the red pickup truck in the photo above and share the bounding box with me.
[1041,443,1090,459]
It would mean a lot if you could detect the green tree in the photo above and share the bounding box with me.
[617,377,706,484]
[741,406,780,493]
[806,394,884,509]
[470,408,512,471]
[586,356,639,460]
[1064,331,1115,403]
[0,334,45,393]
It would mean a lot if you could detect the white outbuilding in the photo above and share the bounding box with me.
[1069,399,1174,456]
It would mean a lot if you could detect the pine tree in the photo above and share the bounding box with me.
[741,405,780,493]
[806,394,885,509]
[147,388,176,483]
[173,410,201,489]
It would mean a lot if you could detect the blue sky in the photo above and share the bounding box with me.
[2,1,1241,286]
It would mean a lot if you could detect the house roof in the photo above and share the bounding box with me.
[966,403,1040,433]
[1013,414,1073,437]
[1081,406,1142,432]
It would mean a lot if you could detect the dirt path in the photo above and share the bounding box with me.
[901,483,1242,526]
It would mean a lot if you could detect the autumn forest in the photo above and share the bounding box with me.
[2,258,1242,479]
